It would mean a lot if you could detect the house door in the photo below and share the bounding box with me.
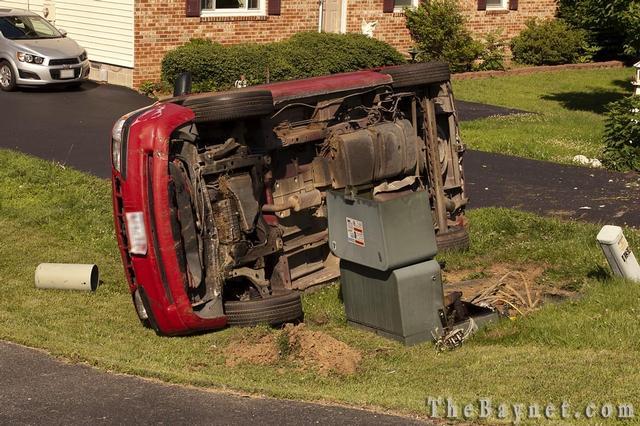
[322,0,343,33]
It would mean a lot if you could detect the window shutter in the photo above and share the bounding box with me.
[268,0,281,15]
[186,0,200,17]
[383,0,395,13]
[477,0,487,10]
[509,0,518,10]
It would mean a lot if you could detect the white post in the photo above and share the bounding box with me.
[597,226,640,282]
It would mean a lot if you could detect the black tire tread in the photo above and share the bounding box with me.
[382,62,451,89]
[436,226,470,252]
[183,90,274,123]
[224,291,303,327]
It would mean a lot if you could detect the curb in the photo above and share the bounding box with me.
[452,60,625,80]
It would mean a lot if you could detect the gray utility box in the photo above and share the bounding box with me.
[327,189,444,346]
[326,190,437,271]
[340,259,445,346]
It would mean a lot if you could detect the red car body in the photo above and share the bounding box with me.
[112,103,227,334]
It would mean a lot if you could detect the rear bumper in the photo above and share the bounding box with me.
[15,59,90,86]
[111,103,227,335]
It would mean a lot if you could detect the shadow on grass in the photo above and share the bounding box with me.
[586,265,611,282]
[612,79,633,91]
[540,88,626,114]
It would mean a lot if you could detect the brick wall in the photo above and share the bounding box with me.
[345,1,414,54]
[134,0,319,87]
[460,0,557,39]
[133,0,557,87]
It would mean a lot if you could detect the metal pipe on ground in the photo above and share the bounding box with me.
[35,263,99,291]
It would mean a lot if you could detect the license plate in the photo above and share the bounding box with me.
[125,212,148,255]
[59,69,75,79]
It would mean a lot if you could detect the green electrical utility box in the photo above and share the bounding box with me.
[327,189,445,345]
[326,189,437,271]
[340,259,445,345]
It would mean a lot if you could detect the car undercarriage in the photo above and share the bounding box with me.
[112,62,469,334]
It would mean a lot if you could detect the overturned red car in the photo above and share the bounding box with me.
[111,62,469,335]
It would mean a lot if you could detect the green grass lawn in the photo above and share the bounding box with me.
[1,149,639,423]
[453,67,634,165]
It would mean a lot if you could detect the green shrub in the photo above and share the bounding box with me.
[405,0,482,72]
[475,30,506,71]
[138,80,157,97]
[138,80,172,98]
[161,32,405,92]
[557,0,637,59]
[510,19,593,66]
[602,96,640,172]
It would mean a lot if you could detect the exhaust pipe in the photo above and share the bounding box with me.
[173,72,192,97]
[35,263,100,292]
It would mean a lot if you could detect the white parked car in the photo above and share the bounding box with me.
[0,8,89,91]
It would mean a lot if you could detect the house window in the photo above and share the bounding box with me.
[394,0,419,11]
[201,0,264,16]
[486,0,508,10]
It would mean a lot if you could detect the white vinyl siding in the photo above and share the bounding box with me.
[0,0,134,68]
[1,0,45,11]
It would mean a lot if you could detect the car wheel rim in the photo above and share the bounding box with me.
[0,65,11,87]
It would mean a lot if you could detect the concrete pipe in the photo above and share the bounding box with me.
[34,263,99,292]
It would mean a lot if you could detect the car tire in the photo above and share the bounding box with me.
[381,62,451,90]
[224,291,303,327]
[132,287,164,335]
[0,61,17,92]
[436,225,470,252]
[182,90,274,123]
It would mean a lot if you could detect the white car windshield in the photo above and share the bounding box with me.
[0,15,61,40]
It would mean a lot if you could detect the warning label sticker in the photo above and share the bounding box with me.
[346,217,365,247]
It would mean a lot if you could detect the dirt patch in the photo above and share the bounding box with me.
[444,263,544,295]
[225,335,280,368]
[443,263,576,316]
[224,325,362,376]
[285,324,362,376]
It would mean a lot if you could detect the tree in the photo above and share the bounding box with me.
[558,0,640,59]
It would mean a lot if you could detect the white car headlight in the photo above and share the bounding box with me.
[111,136,122,173]
[17,52,44,64]
[111,115,127,173]
[111,106,151,173]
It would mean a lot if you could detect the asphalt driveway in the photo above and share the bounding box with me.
[0,341,427,426]
[0,81,152,178]
[466,150,640,228]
